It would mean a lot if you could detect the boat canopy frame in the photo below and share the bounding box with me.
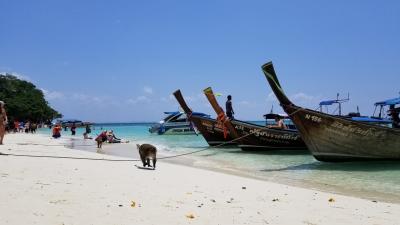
[373,96,400,119]
[318,93,350,116]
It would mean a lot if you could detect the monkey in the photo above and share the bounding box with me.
[136,144,157,169]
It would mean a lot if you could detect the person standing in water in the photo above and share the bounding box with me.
[0,101,8,145]
[225,95,234,120]
[85,124,91,134]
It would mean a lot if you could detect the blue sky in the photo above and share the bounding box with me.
[1,0,399,122]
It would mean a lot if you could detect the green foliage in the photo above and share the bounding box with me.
[0,74,62,123]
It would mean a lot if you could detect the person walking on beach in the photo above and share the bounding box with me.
[226,95,234,120]
[30,122,37,133]
[24,121,30,133]
[13,120,19,133]
[0,101,8,145]
[71,123,76,135]
[19,121,24,132]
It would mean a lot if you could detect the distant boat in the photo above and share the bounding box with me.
[149,111,209,135]
[52,119,92,127]
[262,61,400,161]
[173,89,237,146]
[203,87,306,151]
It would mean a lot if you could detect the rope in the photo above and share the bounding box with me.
[0,152,137,162]
[217,111,228,139]
[285,105,321,117]
[0,132,254,162]
[16,143,95,147]
[158,132,253,159]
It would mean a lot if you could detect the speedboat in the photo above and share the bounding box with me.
[149,111,211,135]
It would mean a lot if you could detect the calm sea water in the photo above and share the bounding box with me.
[39,123,400,202]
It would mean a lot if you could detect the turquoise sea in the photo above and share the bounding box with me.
[39,123,400,203]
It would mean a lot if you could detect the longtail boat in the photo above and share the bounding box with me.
[203,87,306,151]
[262,61,400,161]
[173,90,237,146]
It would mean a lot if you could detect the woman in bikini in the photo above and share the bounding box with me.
[0,101,8,145]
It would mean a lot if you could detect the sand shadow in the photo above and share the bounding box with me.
[135,165,155,170]
[231,149,310,156]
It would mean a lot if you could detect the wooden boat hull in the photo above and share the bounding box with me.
[190,115,236,146]
[203,87,306,151]
[173,90,236,147]
[231,119,306,151]
[283,104,400,161]
[262,61,400,161]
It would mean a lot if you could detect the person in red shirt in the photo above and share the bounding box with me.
[95,131,108,148]
[14,120,19,133]
[52,124,61,138]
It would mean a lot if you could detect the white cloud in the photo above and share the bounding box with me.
[72,93,90,101]
[290,92,316,102]
[161,94,175,102]
[92,97,102,103]
[181,93,211,103]
[70,93,113,105]
[238,100,251,106]
[143,86,153,94]
[265,92,318,104]
[266,92,277,102]
[127,96,151,104]
[186,96,196,102]
[137,96,149,101]
[0,71,31,81]
[41,89,64,100]
[0,66,12,71]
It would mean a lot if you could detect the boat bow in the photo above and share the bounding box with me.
[203,87,239,139]
[173,90,193,115]
[261,62,293,107]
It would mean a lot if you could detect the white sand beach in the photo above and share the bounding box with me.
[0,133,399,225]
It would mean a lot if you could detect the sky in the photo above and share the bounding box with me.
[1,0,399,122]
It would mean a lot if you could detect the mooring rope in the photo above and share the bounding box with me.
[16,143,95,147]
[285,105,321,117]
[0,132,254,162]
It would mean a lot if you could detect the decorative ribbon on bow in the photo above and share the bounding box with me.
[217,110,228,139]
